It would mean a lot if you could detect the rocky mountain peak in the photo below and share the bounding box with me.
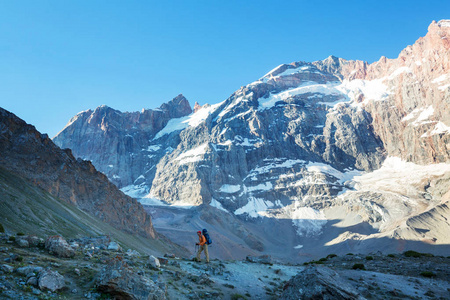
[158,93,192,118]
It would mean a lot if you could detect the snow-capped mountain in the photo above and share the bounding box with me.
[54,20,450,260]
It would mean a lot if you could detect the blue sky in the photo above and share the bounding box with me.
[0,1,449,137]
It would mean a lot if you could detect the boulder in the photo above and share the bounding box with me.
[17,238,29,248]
[126,249,141,257]
[45,235,75,258]
[27,235,42,247]
[245,255,272,264]
[107,241,122,251]
[280,266,363,300]
[149,255,160,269]
[38,269,66,292]
[1,264,14,273]
[97,257,165,299]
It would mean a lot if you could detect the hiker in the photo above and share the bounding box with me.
[196,230,209,263]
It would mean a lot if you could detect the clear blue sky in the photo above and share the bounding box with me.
[0,1,449,137]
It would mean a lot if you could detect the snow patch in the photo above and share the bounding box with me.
[121,184,148,199]
[387,67,413,80]
[306,162,362,184]
[219,184,241,193]
[234,197,274,218]
[432,74,449,84]
[291,207,327,237]
[154,103,222,139]
[210,198,228,212]
[176,144,208,165]
[348,157,450,197]
[421,121,450,137]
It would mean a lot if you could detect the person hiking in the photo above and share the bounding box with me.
[196,230,209,263]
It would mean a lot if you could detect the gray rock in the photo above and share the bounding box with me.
[280,266,364,300]
[97,258,166,299]
[107,241,121,251]
[16,266,35,276]
[38,269,66,292]
[246,255,272,265]
[148,255,160,269]
[45,235,75,258]
[27,276,38,286]
[17,238,29,248]
[1,264,13,273]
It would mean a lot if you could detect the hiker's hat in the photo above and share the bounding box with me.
[197,231,201,234]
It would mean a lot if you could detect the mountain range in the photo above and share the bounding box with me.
[6,20,449,261]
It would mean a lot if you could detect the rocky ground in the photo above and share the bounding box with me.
[0,231,449,299]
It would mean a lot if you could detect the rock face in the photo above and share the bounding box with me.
[54,21,450,258]
[280,266,364,300]
[53,94,192,197]
[0,108,155,238]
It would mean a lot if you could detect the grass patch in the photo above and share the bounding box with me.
[420,271,436,278]
[223,283,235,289]
[404,250,434,258]
[351,263,365,270]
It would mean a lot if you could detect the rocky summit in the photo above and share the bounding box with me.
[53,21,450,261]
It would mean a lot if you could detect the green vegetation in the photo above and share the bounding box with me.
[351,263,365,270]
[231,293,246,300]
[0,223,4,233]
[326,254,337,259]
[319,257,328,262]
[365,256,374,260]
[16,232,25,236]
[404,250,434,258]
[8,236,15,242]
[387,254,396,258]
[346,253,354,256]
[420,271,437,278]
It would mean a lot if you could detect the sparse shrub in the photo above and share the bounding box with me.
[387,254,396,258]
[326,254,337,259]
[404,250,422,258]
[245,293,251,298]
[0,223,4,233]
[8,236,15,242]
[319,257,327,262]
[365,256,374,260]
[420,271,436,278]
[231,294,246,300]
[303,262,309,266]
[352,263,365,270]
[223,283,235,289]
[16,232,25,236]
[346,253,354,256]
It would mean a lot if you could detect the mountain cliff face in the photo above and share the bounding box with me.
[53,94,192,195]
[54,21,450,259]
[0,108,156,239]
